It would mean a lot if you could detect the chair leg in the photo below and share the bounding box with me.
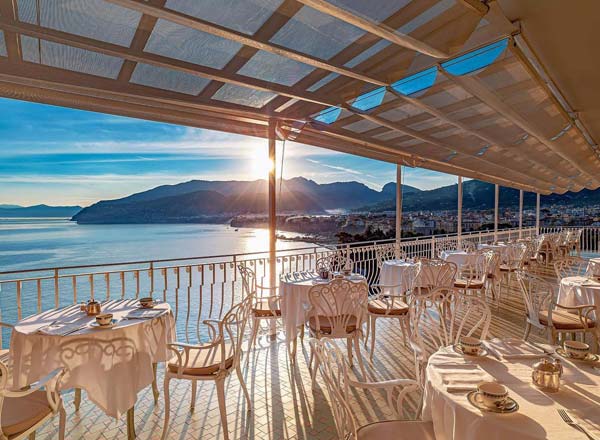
[236,364,252,411]
[190,379,197,411]
[74,388,81,411]
[311,350,320,385]
[369,317,377,360]
[250,317,260,349]
[161,376,171,440]
[58,405,66,440]
[523,322,531,341]
[364,315,370,348]
[29,432,35,440]
[216,379,230,440]
[399,317,407,347]
[346,338,353,367]
[152,363,159,405]
[353,334,367,379]
[298,324,305,344]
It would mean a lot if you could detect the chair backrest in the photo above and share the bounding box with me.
[436,239,459,258]
[307,279,368,338]
[310,338,359,439]
[461,240,477,252]
[409,287,491,380]
[221,294,254,367]
[460,250,493,283]
[516,271,554,328]
[416,259,457,291]
[375,244,405,269]
[316,252,352,273]
[553,256,588,279]
[311,338,424,440]
[237,264,257,296]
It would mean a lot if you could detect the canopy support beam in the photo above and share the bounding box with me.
[519,189,523,239]
[268,120,277,338]
[294,0,450,58]
[458,176,463,248]
[536,193,541,235]
[396,165,403,254]
[494,184,499,242]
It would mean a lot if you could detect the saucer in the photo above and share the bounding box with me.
[90,319,118,329]
[453,344,488,358]
[556,347,599,363]
[467,391,519,414]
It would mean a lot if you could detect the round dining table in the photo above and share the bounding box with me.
[440,250,477,269]
[279,271,365,344]
[477,243,519,263]
[423,338,600,439]
[9,299,176,437]
[557,276,600,319]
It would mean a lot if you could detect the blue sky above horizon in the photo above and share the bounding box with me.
[0,97,460,207]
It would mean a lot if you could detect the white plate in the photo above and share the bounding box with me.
[90,319,118,329]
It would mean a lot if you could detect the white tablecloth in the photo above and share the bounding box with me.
[557,276,600,318]
[10,299,175,418]
[586,258,600,277]
[423,339,600,440]
[380,259,447,291]
[279,272,365,342]
[478,243,519,263]
[440,250,477,269]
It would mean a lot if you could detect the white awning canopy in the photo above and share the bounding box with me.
[0,0,598,195]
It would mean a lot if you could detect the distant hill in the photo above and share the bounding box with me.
[0,204,82,218]
[70,177,600,224]
[361,180,600,212]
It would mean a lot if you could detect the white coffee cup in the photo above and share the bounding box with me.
[564,340,589,359]
[477,382,508,409]
[460,336,482,356]
[95,313,113,327]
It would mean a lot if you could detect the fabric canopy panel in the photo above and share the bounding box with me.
[0,0,597,194]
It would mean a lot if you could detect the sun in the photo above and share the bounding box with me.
[249,149,275,179]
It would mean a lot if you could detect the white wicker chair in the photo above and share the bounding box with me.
[0,362,65,440]
[238,265,282,349]
[162,295,253,440]
[311,338,434,440]
[307,278,369,382]
[553,256,589,279]
[409,287,491,383]
[365,269,420,360]
[516,271,598,350]
[453,250,494,298]
[415,259,457,295]
[316,252,352,273]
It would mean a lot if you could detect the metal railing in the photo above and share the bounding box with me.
[0,226,540,345]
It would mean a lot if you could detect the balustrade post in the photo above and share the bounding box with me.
[430,236,436,259]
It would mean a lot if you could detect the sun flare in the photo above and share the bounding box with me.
[249,150,275,179]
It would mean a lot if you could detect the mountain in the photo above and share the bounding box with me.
[361,180,600,212]
[0,204,82,218]
[72,186,325,224]
[71,177,600,224]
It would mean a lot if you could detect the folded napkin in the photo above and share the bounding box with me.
[38,321,85,336]
[485,338,546,360]
[126,308,166,319]
[438,366,493,393]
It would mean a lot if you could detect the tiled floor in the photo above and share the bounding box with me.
[34,268,567,439]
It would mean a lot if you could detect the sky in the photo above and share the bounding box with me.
[0,97,460,207]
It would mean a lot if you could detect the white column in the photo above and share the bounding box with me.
[395,165,402,248]
[457,176,463,248]
[536,193,541,235]
[519,190,523,239]
[494,184,499,241]
[268,121,277,337]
